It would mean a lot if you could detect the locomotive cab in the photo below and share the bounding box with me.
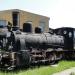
[63,28,74,50]
[54,27,74,50]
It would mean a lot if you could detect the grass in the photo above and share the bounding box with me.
[0,60,75,75]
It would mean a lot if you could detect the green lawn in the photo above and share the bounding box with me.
[0,61,75,75]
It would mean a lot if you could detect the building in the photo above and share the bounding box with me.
[0,9,50,33]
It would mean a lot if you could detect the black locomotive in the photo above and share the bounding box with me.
[0,23,75,70]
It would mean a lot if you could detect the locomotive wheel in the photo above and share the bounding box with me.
[49,53,56,65]
[16,50,31,68]
[21,51,30,68]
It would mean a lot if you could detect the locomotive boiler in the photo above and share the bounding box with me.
[14,32,64,50]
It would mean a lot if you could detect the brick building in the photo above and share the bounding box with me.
[0,9,50,33]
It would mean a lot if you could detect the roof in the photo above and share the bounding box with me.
[0,9,50,19]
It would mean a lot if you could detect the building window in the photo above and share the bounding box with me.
[12,12,19,26]
[0,20,7,27]
[39,21,45,32]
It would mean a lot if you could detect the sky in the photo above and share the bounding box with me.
[0,0,75,29]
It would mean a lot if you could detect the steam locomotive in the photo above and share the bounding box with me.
[0,23,75,70]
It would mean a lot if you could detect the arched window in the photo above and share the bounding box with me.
[39,21,45,32]
[0,20,7,27]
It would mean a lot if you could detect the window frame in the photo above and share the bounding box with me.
[0,20,7,27]
[39,21,46,32]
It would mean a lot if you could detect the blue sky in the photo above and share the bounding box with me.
[0,0,75,28]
